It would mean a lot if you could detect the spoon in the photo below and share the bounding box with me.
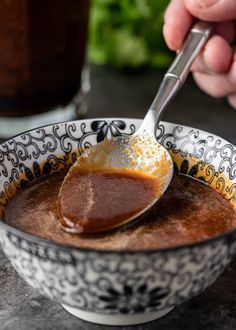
[58,21,213,234]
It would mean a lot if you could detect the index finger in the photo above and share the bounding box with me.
[185,0,236,22]
[163,0,193,51]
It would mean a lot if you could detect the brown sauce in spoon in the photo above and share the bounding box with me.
[58,168,160,233]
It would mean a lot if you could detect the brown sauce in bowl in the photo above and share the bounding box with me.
[3,170,236,251]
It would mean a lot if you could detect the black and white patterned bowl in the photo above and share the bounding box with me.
[0,118,236,326]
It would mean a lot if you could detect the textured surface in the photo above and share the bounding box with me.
[1,65,236,329]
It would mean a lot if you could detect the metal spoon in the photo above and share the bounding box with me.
[58,21,213,233]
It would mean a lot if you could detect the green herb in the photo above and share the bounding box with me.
[88,0,173,69]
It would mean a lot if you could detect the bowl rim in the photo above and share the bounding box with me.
[0,117,235,255]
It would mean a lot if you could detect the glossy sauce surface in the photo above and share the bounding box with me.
[58,169,159,233]
[4,171,236,250]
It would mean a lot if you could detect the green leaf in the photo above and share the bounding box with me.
[88,0,172,69]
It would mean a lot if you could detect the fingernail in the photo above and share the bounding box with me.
[194,0,220,7]
[228,94,236,110]
[162,24,168,43]
[162,23,166,35]
[229,60,236,84]
[195,54,212,73]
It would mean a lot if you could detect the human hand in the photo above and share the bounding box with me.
[163,0,236,108]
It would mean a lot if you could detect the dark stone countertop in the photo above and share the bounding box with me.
[1,65,236,330]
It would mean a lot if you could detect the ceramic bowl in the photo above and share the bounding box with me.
[0,118,236,326]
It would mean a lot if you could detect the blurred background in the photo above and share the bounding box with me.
[88,0,172,70]
[0,0,235,143]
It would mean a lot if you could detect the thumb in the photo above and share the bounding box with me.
[185,0,236,21]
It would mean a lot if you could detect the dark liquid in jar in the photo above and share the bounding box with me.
[0,0,90,117]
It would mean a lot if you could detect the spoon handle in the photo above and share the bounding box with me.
[138,21,213,134]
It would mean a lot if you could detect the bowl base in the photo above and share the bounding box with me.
[61,304,174,325]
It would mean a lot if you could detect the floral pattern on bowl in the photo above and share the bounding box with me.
[0,118,236,326]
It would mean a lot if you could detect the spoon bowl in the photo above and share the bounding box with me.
[58,132,173,233]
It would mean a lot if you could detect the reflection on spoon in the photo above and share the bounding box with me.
[57,21,213,233]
